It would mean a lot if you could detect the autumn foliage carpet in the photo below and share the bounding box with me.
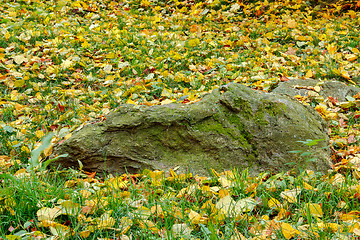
[1,0,360,239]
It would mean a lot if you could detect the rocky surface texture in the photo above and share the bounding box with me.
[51,83,331,176]
[273,79,359,102]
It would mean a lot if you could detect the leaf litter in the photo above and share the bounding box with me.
[1,0,360,239]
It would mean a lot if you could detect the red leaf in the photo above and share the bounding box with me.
[328,96,338,105]
[57,103,65,113]
[81,206,93,214]
[86,171,96,178]
[348,134,357,144]
[8,226,15,232]
[280,75,289,82]
[50,125,59,131]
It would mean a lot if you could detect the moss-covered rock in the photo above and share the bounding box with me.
[272,79,359,102]
[51,83,331,176]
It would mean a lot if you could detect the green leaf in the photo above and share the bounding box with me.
[28,132,54,170]
[41,154,68,170]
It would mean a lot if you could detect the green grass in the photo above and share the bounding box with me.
[1,0,360,238]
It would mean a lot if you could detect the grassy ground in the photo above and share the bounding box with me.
[1,0,360,239]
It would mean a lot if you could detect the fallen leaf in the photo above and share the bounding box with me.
[280,222,300,239]
[37,207,62,221]
[171,223,192,238]
[305,203,323,217]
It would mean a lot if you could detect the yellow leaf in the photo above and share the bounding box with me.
[119,216,133,234]
[35,130,45,139]
[303,182,314,190]
[353,48,360,55]
[327,43,337,55]
[135,206,152,220]
[140,0,150,7]
[61,59,73,69]
[331,173,345,186]
[280,188,301,203]
[13,55,27,65]
[106,177,128,190]
[80,189,92,199]
[171,224,192,238]
[189,210,201,225]
[97,211,115,229]
[218,176,232,188]
[340,69,351,80]
[106,52,116,59]
[287,19,297,28]
[305,69,313,78]
[281,222,300,239]
[5,235,20,240]
[296,35,308,41]
[49,223,70,237]
[160,99,174,105]
[148,170,164,185]
[235,197,257,213]
[5,32,11,40]
[59,199,80,215]
[345,54,358,62]
[161,88,172,97]
[126,99,136,105]
[268,198,282,210]
[151,205,164,217]
[79,230,90,238]
[189,24,201,33]
[188,38,200,47]
[317,222,342,233]
[8,11,17,17]
[37,207,62,221]
[81,41,90,48]
[306,203,323,217]
[21,145,30,153]
[218,188,229,198]
[14,79,25,88]
[138,219,159,233]
[313,86,321,92]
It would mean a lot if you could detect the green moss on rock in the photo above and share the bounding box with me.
[52,83,330,176]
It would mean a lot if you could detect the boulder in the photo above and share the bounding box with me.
[51,83,331,176]
[272,79,359,102]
